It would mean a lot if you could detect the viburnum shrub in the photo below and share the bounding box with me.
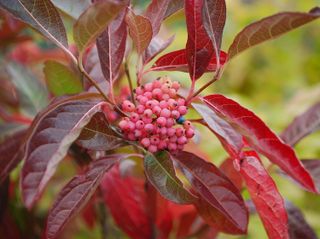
[0,0,319,239]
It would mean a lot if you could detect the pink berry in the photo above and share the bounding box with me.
[168,99,178,109]
[169,136,177,143]
[119,120,128,130]
[141,138,150,147]
[153,80,162,88]
[135,130,142,138]
[159,100,168,109]
[150,135,160,145]
[135,86,144,95]
[136,105,145,114]
[178,105,187,115]
[139,96,148,105]
[148,145,158,153]
[167,128,176,137]
[122,100,135,112]
[146,100,155,109]
[177,144,184,150]
[152,106,162,116]
[171,110,180,119]
[183,120,193,129]
[152,88,162,99]
[144,109,153,118]
[144,123,154,133]
[177,136,187,145]
[142,116,152,124]
[135,120,145,129]
[144,83,153,92]
[168,142,177,151]
[128,121,135,131]
[172,81,180,90]
[130,113,139,122]
[160,108,171,118]
[186,128,195,138]
[177,98,185,106]
[161,84,170,93]
[169,89,176,97]
[144,92,152,100]
[127,133,136,141]
[162,94,170,100]
[158,140,167,150]
[176,128,184,137]
[166,118,175,127]
[160,127,167,135]
[157,117,166,127]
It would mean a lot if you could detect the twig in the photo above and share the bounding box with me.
[125,62,136,105]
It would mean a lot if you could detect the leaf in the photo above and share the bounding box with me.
[280,102,320,146]
[144,151,197,204]
[228,7,320,60]
[0,0,71,57]
[0,129,27,183]
[164,0,184,19]
[101,165,152,239]
[285,200,317,239]
[185,0,213,80]
[144,0,171,36]
[96,7,127,83]
[237,151,289,239]
[152,49,227,72]
[173,151,248,234]
[219,158,243,191]
[6,62,48,117]
[203,94,317,192]
[202,0,226,66]
[192,103,243,156]
[46,155,119,239]
[21,96,105,209]
[44,60,83,96]
[143,35,175,65]
[73,1,126,55]
[125,9,153,54]
[301,159,320,192]
[51,0,91,20]
[77,112,126,151]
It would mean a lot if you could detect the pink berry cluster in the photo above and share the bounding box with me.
[118,77,195,153]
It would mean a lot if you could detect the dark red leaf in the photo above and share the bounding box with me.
[185,0,213,80]
[144,151,197,204]
[202,0,226,61]
[236,151,289,239]
[0,129,27,183]
[96,6,128,83]
[143,35,175,65]
[164,0,184,19]
[228,7,320,60]
[46,155,120,239]
[281,102,320,146]
[301,159,320,192]
[21,94,104,209]
[173,151,248,234]
[101,165,152,239]
[151,49,227,72]
[219,158,243,190]
[203,94,317,192]
[145,0,171,36]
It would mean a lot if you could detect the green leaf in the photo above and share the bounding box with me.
[44,60,83,96]
[73,1,126,55]
[144,151,196,204]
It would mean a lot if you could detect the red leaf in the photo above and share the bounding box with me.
[46,156,120,239]
[219,157,243,190]
[21,94,104,209]
[228,7,320,60]
[0,129,27,183]
[96,5,128,83]
[236,151,289,239]
[101,165,152,239]
[173,151,248,234]
[185,0,213,80]
[125,9,153,54]
[203,94,317,192]
[281,102,320,146]
[152,49,227,72]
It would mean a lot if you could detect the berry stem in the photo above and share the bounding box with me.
[125,62,137,106]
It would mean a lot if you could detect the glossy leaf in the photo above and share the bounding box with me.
[228,7,320,59]
[96,7,127,83]
[281,102,320,146]
[46,156,119,239]
[203,94,317,192]
[202,0,226,57]
[52,0,91,20]
[151,49,227,72]
[44,60,82,96]
[219,158,243,190]
[173,151,248,234]
[0,129,27,183]
[21,97,105,209]
[0,0,71,57]
[126,9,153,54]
[101,165,152,239]
[301,159,320,192]
[144,151,196,204]
[77,112,126,151]
[145,0,171,36]
[143,35,175,65]
[73,1,125,55]
[237,151,289,239]
[164,0,184,19]
[185,0,213,80]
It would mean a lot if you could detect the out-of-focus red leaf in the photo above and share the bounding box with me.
[126,9,153,54]
[173,151,248,234]
[21,94,104,209]
[101,165,152,239]
[143,35,175,64]
[81,197,97,229]
[0,211,21,239]
[219,158,243,190]
[96,4,128,83]
[285,200,317,239]
[301,159,320,192]
[151,49,227,72]
[185,0,213,80]
[144,151,197,204]
[202,0,226,61]
[281,102,320,146]
[46,156,120,239]
[164,0,184,19]
[203,94,317,192]
[236,151,289,239]
[228,7,320,60]
[0,129,27,183]
[145,0,171,36]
